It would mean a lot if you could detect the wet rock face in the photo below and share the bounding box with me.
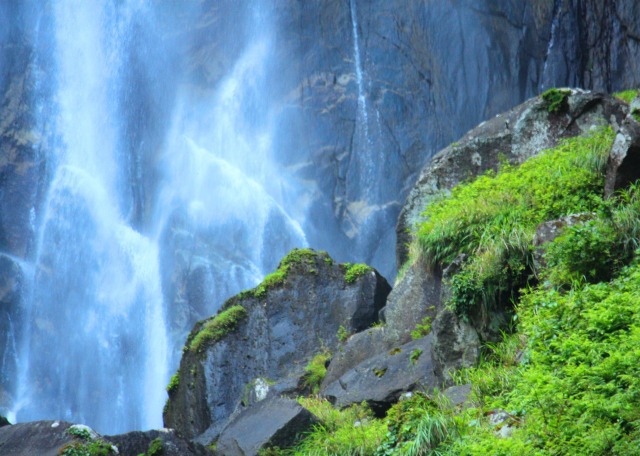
[163,250,390,443]
[397,90,628,266]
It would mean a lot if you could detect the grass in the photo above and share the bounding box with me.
[415,127,614,317]
[613,89,638,104]
[303,350,332,394]
[166,372,180,395]
[189,305,247,353]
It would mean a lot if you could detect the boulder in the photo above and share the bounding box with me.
[430,309,480,384]
[215,397,318,456]
[397,90,627,267]
[321,335,436,414]
[106,428,210,456]
[163,249,390,443]
[605,97,640,197]
[382,261,442,345]
[0,421,112,456]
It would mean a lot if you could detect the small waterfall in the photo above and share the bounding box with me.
[541,0,562,90]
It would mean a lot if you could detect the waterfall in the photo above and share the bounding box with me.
[12,1,168,433]
[7,0,307,434]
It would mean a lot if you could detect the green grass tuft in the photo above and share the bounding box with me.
[613,89,639,104]
[302,349,332,394]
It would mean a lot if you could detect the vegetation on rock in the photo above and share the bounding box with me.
[266,119,640,454]
[166,371,180,395]
[302,349,332,394]
[416,126,614,317]
[613,89,639,104]
[541,87,571,113]
[343,263,374,284]
[189,304,247,353]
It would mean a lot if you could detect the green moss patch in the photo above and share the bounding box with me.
[343,262,373,284]
[189,305,247,353]
[166,371,180,395]
[614,89,639,104]
[302,349,331,394]
[541,87,571,113]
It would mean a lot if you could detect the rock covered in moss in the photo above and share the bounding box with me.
[397,90,627,267]
[163,248,390,444]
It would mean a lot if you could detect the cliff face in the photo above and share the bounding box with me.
[1,0,640,432]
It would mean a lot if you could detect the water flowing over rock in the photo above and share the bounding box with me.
[0,0,640,437]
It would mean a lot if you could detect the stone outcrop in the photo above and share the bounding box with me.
[163,249,390,444]
[215,397,318,456]
[605,95,640,197]
[107,428,210,456]
[397,90,628,266]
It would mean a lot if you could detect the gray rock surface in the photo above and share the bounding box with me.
[163,249,390,443]
[431,309,481,384]
[0,421,76,456]
[215,397,318,456]
[321,335,436,414]
[605,101,640,197]
[107,428,210,456]
[397,90,627,266]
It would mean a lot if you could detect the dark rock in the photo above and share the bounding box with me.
[0,421,92,456]
[164,249,390,443]
[430,309,480,384]
[321,327,390,389]
[106,428,210,456]
[605,99,640,197]
[215,397,318,456]
[321,335,436,414]
[397,90,627,267]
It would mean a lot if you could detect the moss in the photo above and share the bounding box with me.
[373,367,387,378]
[166,371,180,395]
[614,89,639,104]
[541,87,571,113]
[336,324,350,342]
[243,248,333,299]
[410,348,423,365]
[632,107,640,123]
[302,349,331,393]
[146,438,163,456]
[410,315,433,339]
[189,305,247,353]
[343,262,373,284]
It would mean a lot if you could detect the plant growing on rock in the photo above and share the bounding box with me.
[302,349,331,394]
[541,87,571,113]
[343,262,373,284]
[416,127,614,317]
[189,304,247,353]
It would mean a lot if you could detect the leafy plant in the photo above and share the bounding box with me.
[337,325,350,342]
[415,127,614,317]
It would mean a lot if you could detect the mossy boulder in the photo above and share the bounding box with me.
[163,249,390,443]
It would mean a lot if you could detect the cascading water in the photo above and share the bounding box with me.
[13,1,168,433]
[7,0,308,434]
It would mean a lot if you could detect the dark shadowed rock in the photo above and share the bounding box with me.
[106,428,210,456]
[215,397,318,456]
[0,421,114,456]
[164,249,390,443]
[443,383,472,410]
[321,335,436,414]
[605,97,640,197]
[397,90,627,267]
[431,309,480,384]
